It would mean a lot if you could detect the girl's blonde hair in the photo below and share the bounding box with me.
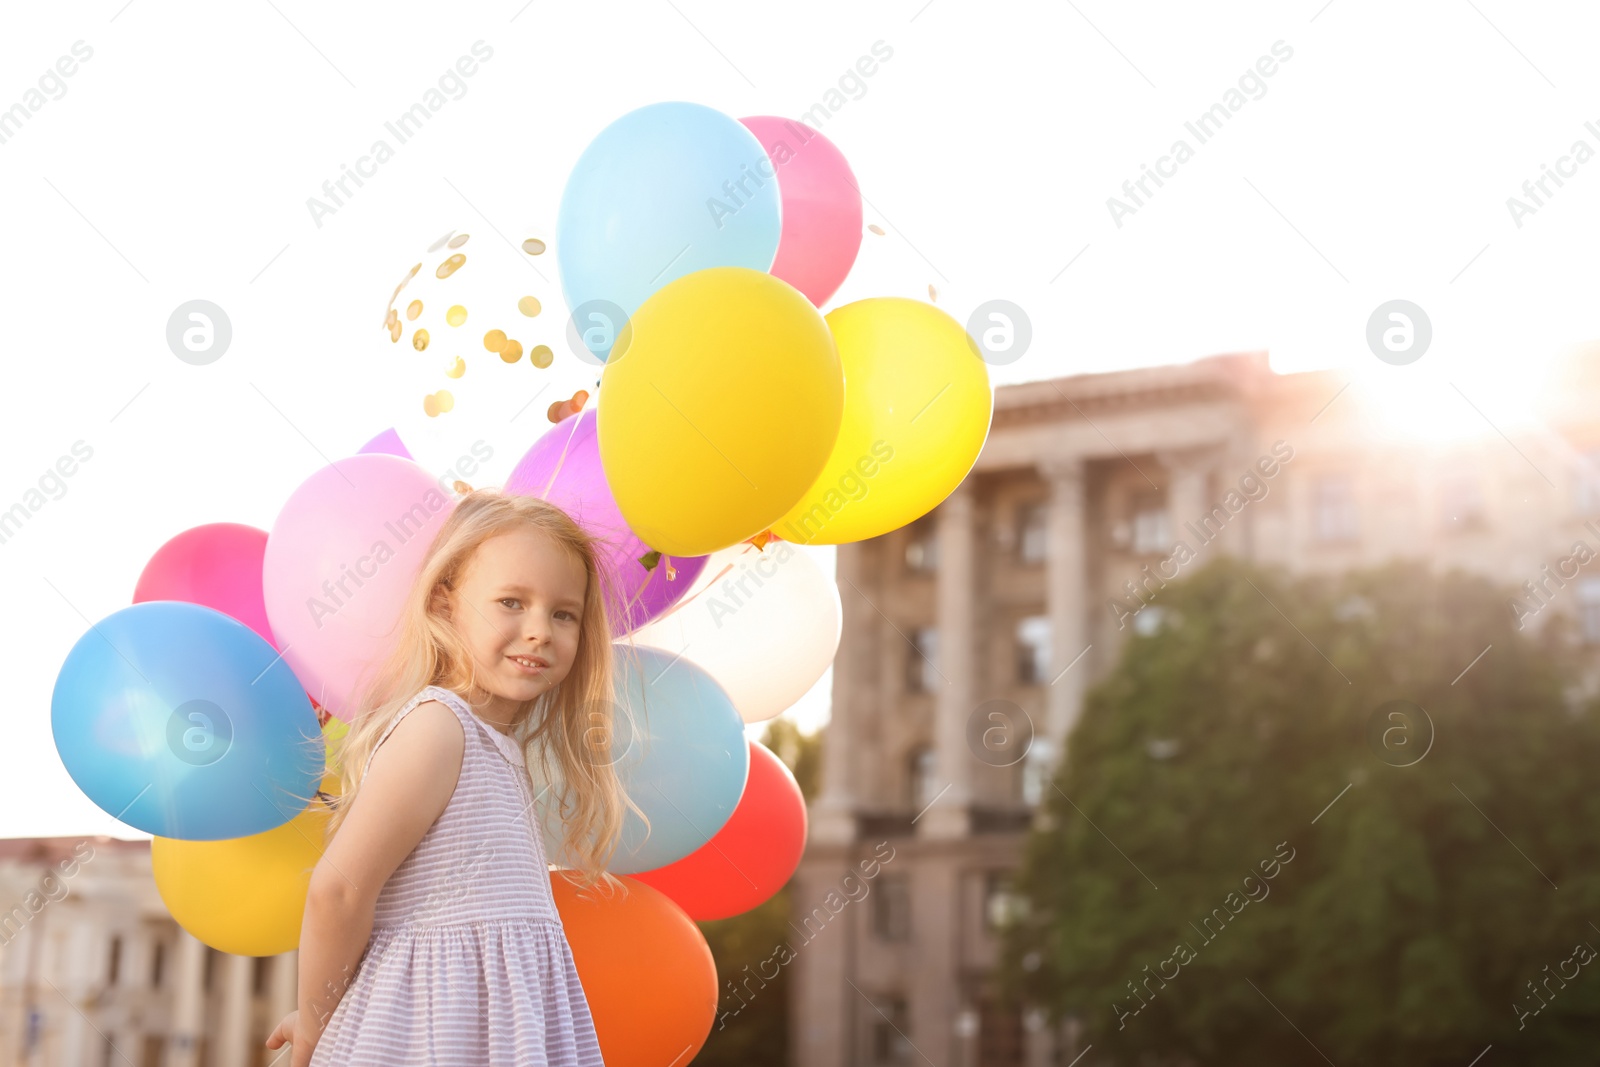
[319,488,646,894]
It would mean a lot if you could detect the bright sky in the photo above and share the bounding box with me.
[4,1,1600,838]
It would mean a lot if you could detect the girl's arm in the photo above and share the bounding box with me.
[295,700,466,1056]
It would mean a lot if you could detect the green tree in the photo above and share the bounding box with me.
[999,557,1600,1065]
[693,717,824,1066]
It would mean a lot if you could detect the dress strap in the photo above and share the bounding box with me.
[362,688,451,778]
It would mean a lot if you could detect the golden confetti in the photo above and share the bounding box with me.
[436,253,466,279]
[530,344,554,369]
[867,224,885,236]
[483,329,507,353]
[452,479,473,494]
[522,238,547,255]
[517,296,541,317]
[445,356,465,378]
[423,390,455,417]
[427,231,455,253]
[388,319,402,343]
[384,307,399,330]
[448,233,470,249]
[499,339,524,364]
[407,299,423,321]
[928,284,938,302]
[446,305,468,327]
[412,329,430,351]
[547,388,590,422]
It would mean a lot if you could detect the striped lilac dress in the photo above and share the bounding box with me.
[308,685,605,1066]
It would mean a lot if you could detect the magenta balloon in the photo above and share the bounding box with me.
[357,427,413,459]
[133,523,276,645]
[740,115,864,308]
[504,410,707,635]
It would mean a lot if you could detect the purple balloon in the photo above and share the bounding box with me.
[358,427,413,459]
[505,410,707,635]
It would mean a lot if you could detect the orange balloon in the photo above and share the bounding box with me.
[550,874,717,1066]
[632,742,807,920]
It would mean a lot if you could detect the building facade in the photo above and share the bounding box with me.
[0,837,297,1067]
[792,348,1600,1067]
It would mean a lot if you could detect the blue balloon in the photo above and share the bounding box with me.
[557,101,782,362]
[538,645,750,874]
[51,601,324,840]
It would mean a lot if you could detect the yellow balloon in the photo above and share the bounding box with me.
[773,297,993,544]
[153,724,343,956]
[598,266,843,557]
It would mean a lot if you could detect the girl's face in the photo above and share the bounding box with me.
[448,527,588,725]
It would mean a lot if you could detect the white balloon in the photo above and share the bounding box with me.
[629,540,840,723]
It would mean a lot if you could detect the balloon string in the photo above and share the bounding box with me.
[637,555,742,627]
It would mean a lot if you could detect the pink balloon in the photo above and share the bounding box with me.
[740,115,864,307]
[263,455,453,721]
[504,410,707,635]
[133,523,275,645]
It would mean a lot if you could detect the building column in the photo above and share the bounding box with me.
[1034,459,1087,785]
[217,954,253,1067]
[908,859,962,1065]
[166,931,207,1067]
[57,909,104,1067]
[812,540,864,847]
[268,951,298,1034]
[1159,447,1215,552]
[921,482,975,839]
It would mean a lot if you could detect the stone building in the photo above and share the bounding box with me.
[0,836,296,1066]
[792,347,1600,1067]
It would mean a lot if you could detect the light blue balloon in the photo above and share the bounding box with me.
[557,101,782,362]
[51,601,324,840]
[537,645,749,874]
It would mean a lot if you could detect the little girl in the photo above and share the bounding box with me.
[266,489,644,1066]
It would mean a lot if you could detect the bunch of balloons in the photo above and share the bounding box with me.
[47,99,993,1067]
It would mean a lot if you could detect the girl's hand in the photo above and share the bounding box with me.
[265,1010,318,1067]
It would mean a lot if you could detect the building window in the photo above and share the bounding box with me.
[1133,605,1166,636]
[1130,491,1171,554]
[1440,473,1486,530]
[906,627,939,693]
[151,940,164,989]
[107,936,121,985]
[984,872,1028,932]
[1021,748,1047,807]
[905,517,939,572]
[1577,450,1600,516]
[1015,615,1051,685]
[908,745,938,810]
[867,994,913,1063]
[873,876,911,942]
[1017,500,1047,564]
[202,947,216,992]
[1579,580,1600,643]
[1312,474,1359,543]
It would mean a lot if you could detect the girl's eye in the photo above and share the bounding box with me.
[557,610,578,622]
[499,598,520,609]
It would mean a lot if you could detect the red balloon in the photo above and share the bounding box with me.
[631,741,807,920]
[134,523,276,645]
